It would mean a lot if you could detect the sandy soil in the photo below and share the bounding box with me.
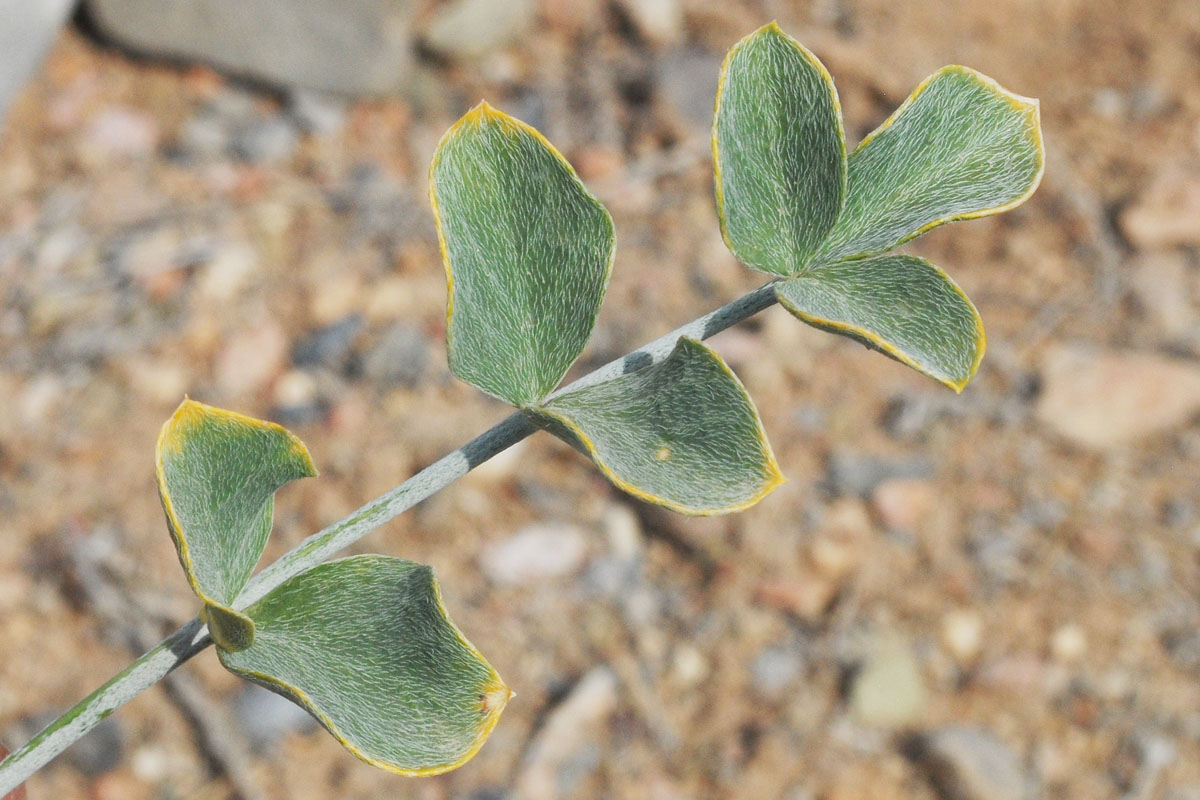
[2,1,1199,799]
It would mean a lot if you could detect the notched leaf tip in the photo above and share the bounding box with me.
[203,602,256,652]
[156,397,318,478]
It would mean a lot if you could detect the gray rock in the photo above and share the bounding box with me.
[85,0,415,95]
[175,88,301,163]
[231,114,299,164]
[361,323,429,388]
[752,644,803,699]
[823,450,933,498]
[911,727,1031,800]
[1161,623,1200,674]
[880,394,939,440]
[658,49,725,129]
[967,518,1032,586]
[512,667,618,800]
[66,715,124,776]
[231,683,316,749]
[292,315,365,372]
[0,0,75,126]
[481,523,588,586]
[175,113,230,160]
[287,90,348,136]
[422,0,536,60]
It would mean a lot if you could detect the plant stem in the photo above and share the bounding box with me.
[0,280,779,795]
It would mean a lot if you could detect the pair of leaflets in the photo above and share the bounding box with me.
[157,400,509,775]
[430,104,784,516]
[713,23,1044,391]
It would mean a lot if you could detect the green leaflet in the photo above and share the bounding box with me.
[218,556,511,777]
[775,255,984,391]
[430,102,615,407]
[156,399,316,649]
[532,337,783,515]
[814,65,1043,263]
[713,22,846,276]
[710,25,1043,390]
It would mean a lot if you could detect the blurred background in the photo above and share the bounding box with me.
[1,1,1198,798]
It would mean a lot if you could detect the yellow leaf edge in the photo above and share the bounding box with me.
[218,557,513,778]
[155,398,318,639]
[711,21,848,277]
[848,64,1045,251]
[774,260,987,393]
[428,101,617,406]
[533,337,786,516]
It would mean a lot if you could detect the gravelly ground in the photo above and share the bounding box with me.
[2,2,1200,799]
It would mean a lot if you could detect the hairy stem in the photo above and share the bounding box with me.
[0,280,779,795]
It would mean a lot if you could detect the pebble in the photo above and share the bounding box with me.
[757,574,839,622]
[481,523,588,585]
[128,746,169,783]
[824,449,933,497]
[122,357,189,405]
[215,319,288,397]
[967,519,1031,586]
[231,115,299,164]
[1160,623,1200,673]
[849,637,926,728]
[809,498,871,580]
[513,667,618,800]
[82,107,160,160]
[614,0,684,45]
[287,90,347,136]
[231,683,316,749]
[360,322,429,388]
[115,225,183,281]
[273,368,318,409]
[90,772,150,800]
[912,726,1031,800]
[1049,624,1087,664]
[1128,252,1196,340]
[602,503,643,561]
[671,644,709,688]
[976,655,1047,695]
[196,243,258,302]
[35,225,89,274]
[657,49,725,129]
[65,714,124,776]
[880,393,938,440]
[1035,344,1200,450]
[176,114,229,159]
[942,610,985,665]
[423,0,537,60]
[307,269,364,325]
[871,478,937,533]
[17,373,64,429]
[291,314,364,372]
[1091,85,1169,122]
[1120,168,1200,248]
[752,644,803,699]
